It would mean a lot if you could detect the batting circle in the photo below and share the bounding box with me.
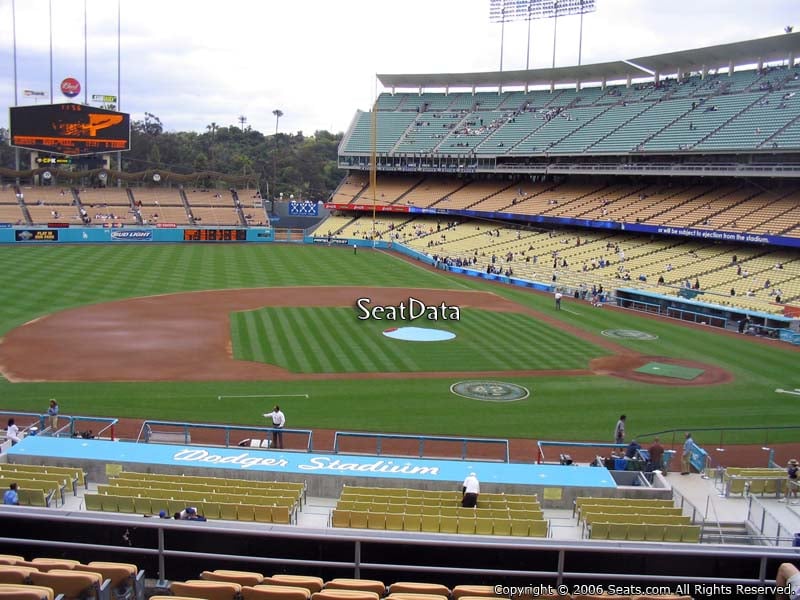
[450,380,530,402]
[601,329,659,340]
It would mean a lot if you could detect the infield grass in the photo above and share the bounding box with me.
[0,243,798,445]
[231,306,607,372]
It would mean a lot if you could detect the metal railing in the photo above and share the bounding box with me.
[747,495,800,547]
[0,410,117,440]
[635,426,800,454]
[333,431,510,463]
[2,508,800,589]
[136,420,314,452]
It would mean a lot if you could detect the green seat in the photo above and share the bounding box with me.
[403,513,422,532]
[682,525,701,543]
[627,523,646,541]
[663,524,683,542]
[101,494,119,512]
[589,522,609,540]
[84,493,103,512]
[116,496,135,514]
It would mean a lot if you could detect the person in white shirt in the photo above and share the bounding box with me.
[263,405,286,449]
[6,419,20,446]
[462,472,480,508]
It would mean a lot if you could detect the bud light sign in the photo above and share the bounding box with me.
[110,230,152,241]
[60,77,81,98]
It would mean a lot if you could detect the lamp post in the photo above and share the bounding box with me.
[272,109,283,202]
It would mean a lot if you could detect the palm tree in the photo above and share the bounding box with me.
[272,109,283,136]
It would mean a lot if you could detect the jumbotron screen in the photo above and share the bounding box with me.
[9,103,131,156]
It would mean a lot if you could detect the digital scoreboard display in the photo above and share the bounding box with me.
[9,103,131,156]
[183,229,247,241]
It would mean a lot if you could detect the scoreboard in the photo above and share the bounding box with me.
[182,229,247,241]
[9,103,130,156]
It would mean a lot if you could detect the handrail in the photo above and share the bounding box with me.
[0,411,117,440]
[635,426,800,453]
[2,508,800,587]
[136,419,314,452]
[333,431,510,463]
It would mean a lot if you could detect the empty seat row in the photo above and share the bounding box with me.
[332,509,547,537]
[83,494,292,523]
[589,522,701,543]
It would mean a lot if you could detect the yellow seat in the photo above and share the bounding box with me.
[439,516,458,534]
[492,518,511,536]
[420,514,439,533]
[367,512,386,530]
[385,513,404,531]
[589,522,609,540]
[457,518,476,535]
[627,523,646,541]
[331,509,350,528]
[220,503,238,520]
[645,524,665,541]
[475,518,493,536]
[509,519,529,537]
[528,520,548,538]
[663,524,683,542]
[349,511,368,529]
[237,504,257,522]
[608,523,628,540]
[30,569,102,600]
[403,513,421,532]
[681,525,701,543]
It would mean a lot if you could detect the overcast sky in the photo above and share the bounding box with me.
[0,0,797,136]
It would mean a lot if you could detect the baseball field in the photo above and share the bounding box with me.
[0,242,797,446]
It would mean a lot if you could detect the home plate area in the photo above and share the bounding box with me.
[634,362,705,380]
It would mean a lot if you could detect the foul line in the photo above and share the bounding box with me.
[218,393,310,401]
[560,308,580,315]
[775,388,800,397]
[380,250,473,290]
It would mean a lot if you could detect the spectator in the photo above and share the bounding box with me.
[681,432,694,475]
[648,438,665,471]
[263,405,286,449]
[6,419,20,446]
[782,459,800,505]
[615,415,626,445]
[461,472,480,508]
[2,483,18,505]
[625,439,642,459]
[47,399,59,431]
[174,506,206,520]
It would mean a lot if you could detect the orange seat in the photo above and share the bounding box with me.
[263,576,324,595]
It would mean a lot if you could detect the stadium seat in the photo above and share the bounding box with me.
[403,513,421,532]
[201,570,265,586]
[626,523,646,541]
[645,524,665,542]
[243,585,311,600]
[608,523,628,540]
[589,522,609,540]
[0,583,55,600]
[492,519,511,536]
[388,583,450,597]
[457,518,476,535]
[324,580,386,596]
[171,580,241,600]
[385,513,404,531]
[452,586,500,600]
[681,525,701,543]
[311,591,379,600]
[0,565,38,584]
[0,556,24,565]
[349,511,368,529]
[475,518,493,536]
[30,569,103,600]
[263,575,323,594]
[662,525,683,543]
[439,516,458,534]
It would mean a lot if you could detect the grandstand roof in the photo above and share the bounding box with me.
[377,32,800,89]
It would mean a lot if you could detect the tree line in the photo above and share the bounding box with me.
[0,115,345,201]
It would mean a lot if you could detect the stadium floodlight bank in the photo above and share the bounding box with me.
[489,0,596,23]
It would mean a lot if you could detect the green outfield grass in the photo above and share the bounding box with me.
[0,243,797,445]
[230,306,607,372]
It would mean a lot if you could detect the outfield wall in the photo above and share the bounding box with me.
[0,226,272,243]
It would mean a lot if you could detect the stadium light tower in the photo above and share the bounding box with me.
[489,0,595,71]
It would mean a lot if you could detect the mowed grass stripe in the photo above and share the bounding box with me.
[302,308,355,372]
[259,307,287,367]
[284,308,333,373]
[274,308,314,372]
[465,311,534,369]
[314,308,374,371]
[243,310,268,364]
[351,319,420,372]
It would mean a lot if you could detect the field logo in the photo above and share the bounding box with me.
[383,327,455,342]
[450,380,529,402]
[601,329,658,340]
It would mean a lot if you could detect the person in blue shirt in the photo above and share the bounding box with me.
[47,399,59,431]
[3,483,19,505]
